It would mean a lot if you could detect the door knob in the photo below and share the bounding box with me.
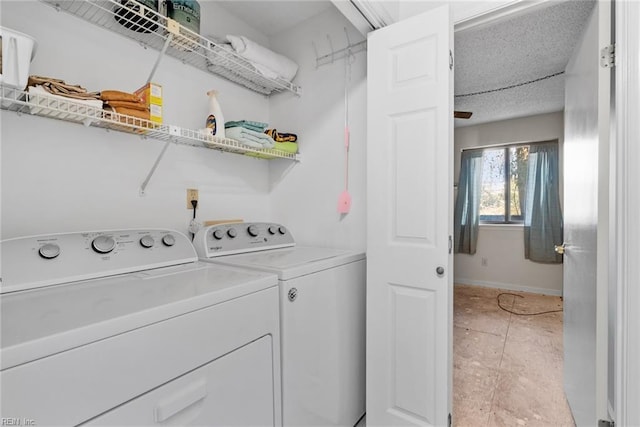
[436,266,445,276]
[554,244,565,255]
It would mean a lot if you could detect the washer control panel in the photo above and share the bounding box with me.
[1,229,197,294]
[194,222,295,258]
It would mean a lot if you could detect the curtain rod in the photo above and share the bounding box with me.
[460,139,558,152]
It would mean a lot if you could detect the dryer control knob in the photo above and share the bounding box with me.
[212,229,224,240]
[278,226,287,235]
[92,236,116,254]
[162,234,176,247]
[39,243,61,259]
[227,228,238,238]
[139,235,155,248]
[268,226,277,235]
[247,225,259,237]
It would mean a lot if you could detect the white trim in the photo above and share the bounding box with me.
[615,1,640,425]
[454,278,562,296]
[454,0,552,33]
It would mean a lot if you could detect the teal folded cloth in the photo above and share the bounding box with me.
[225,120,268,133]
[226,126,275,149]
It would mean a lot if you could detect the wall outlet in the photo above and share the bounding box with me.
[481,257,488,267]
[186,188,198,209]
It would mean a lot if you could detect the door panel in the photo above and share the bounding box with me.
[366,5,453,426]
[563,1,611,425]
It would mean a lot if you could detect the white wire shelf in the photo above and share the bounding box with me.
[0,86,300,161]
[40,0,302,96]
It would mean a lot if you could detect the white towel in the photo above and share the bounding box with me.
[226,35,298,81]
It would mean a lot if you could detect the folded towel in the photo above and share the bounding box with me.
[264,128,297,142]
[205,39,287,95]
[273,141,298,154]
[28,75,101,100]
[105,105,150,121]
[225,120,268,133]
[100,90,143,103]
[103,104,152,134]
[226,35,298,81]
[103,100,148,111]
[226,126,275,149]
[245,141,298,159]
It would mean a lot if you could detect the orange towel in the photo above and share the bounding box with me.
[100,90,143,103]
[104,100,148,111]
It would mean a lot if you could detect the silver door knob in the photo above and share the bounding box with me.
[554,244,565,255]
[436,266,445,276]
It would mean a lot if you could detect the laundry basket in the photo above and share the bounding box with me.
[0,27,37,90]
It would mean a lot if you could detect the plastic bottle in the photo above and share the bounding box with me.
[205,89,225,139]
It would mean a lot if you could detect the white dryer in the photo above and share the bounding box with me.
[0,229,281,426]
[193,222,366,427]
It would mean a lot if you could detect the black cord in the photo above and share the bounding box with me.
[190,199,198,241]
[496,292,563,316]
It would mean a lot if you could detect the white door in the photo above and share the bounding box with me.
[366,5,453,426]
[563,1,612,425]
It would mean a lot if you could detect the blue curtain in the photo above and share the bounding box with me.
[454,149,484,254]
[524,141,563,263]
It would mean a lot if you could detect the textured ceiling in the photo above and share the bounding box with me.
[216,1,332,37]
[454,0,596,127]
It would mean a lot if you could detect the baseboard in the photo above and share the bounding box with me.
[454,278,563,296]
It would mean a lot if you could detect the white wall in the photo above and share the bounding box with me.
[1,1,366,253]
[268,7,367,251]
[1,1,275,239]
[454,112,564,295]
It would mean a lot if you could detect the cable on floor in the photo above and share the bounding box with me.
[496,292,563,316]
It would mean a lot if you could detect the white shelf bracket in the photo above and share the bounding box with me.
[139,139,172,196]
[147,33,174,83]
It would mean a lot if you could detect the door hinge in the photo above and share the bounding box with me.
[600,44,615,68]
[598,419,615,427]
[448,413,452,427]
[449,235,452,254]
[449,50,454,70]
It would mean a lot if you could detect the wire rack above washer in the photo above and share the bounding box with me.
[40,0,302,96]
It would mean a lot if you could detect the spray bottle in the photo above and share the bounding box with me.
[205,89,225,139]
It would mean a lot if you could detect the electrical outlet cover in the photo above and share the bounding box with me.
[187,188,199,209]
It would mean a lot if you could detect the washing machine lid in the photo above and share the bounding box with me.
[209,246,365,280]
[0,262,278,370]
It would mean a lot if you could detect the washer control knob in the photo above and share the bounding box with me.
[268,226,277,235]
[278,226,287,235]
[212,229,224,240]
[227,228,237,238]
[39,243,61,259]
[162,234,176,247]
[139,235,155,248]
[92,236,116,254]
[247,225,259,237]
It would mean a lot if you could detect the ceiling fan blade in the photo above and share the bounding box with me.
[454,111,473,119]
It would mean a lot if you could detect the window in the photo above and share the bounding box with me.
[479,145,530,223]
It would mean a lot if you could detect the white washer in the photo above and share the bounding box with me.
[0,229,281,426]
[193,222,366,427]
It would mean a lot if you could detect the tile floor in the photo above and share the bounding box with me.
[453,284,574,427]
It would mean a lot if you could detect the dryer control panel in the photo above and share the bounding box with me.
[0,229,197,293]
[194,222,295,258]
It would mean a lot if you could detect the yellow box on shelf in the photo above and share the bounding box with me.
[134,82,163,124]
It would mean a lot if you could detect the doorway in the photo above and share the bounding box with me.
[451,1,596,425]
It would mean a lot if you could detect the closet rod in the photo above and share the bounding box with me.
[315,40,366,68]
